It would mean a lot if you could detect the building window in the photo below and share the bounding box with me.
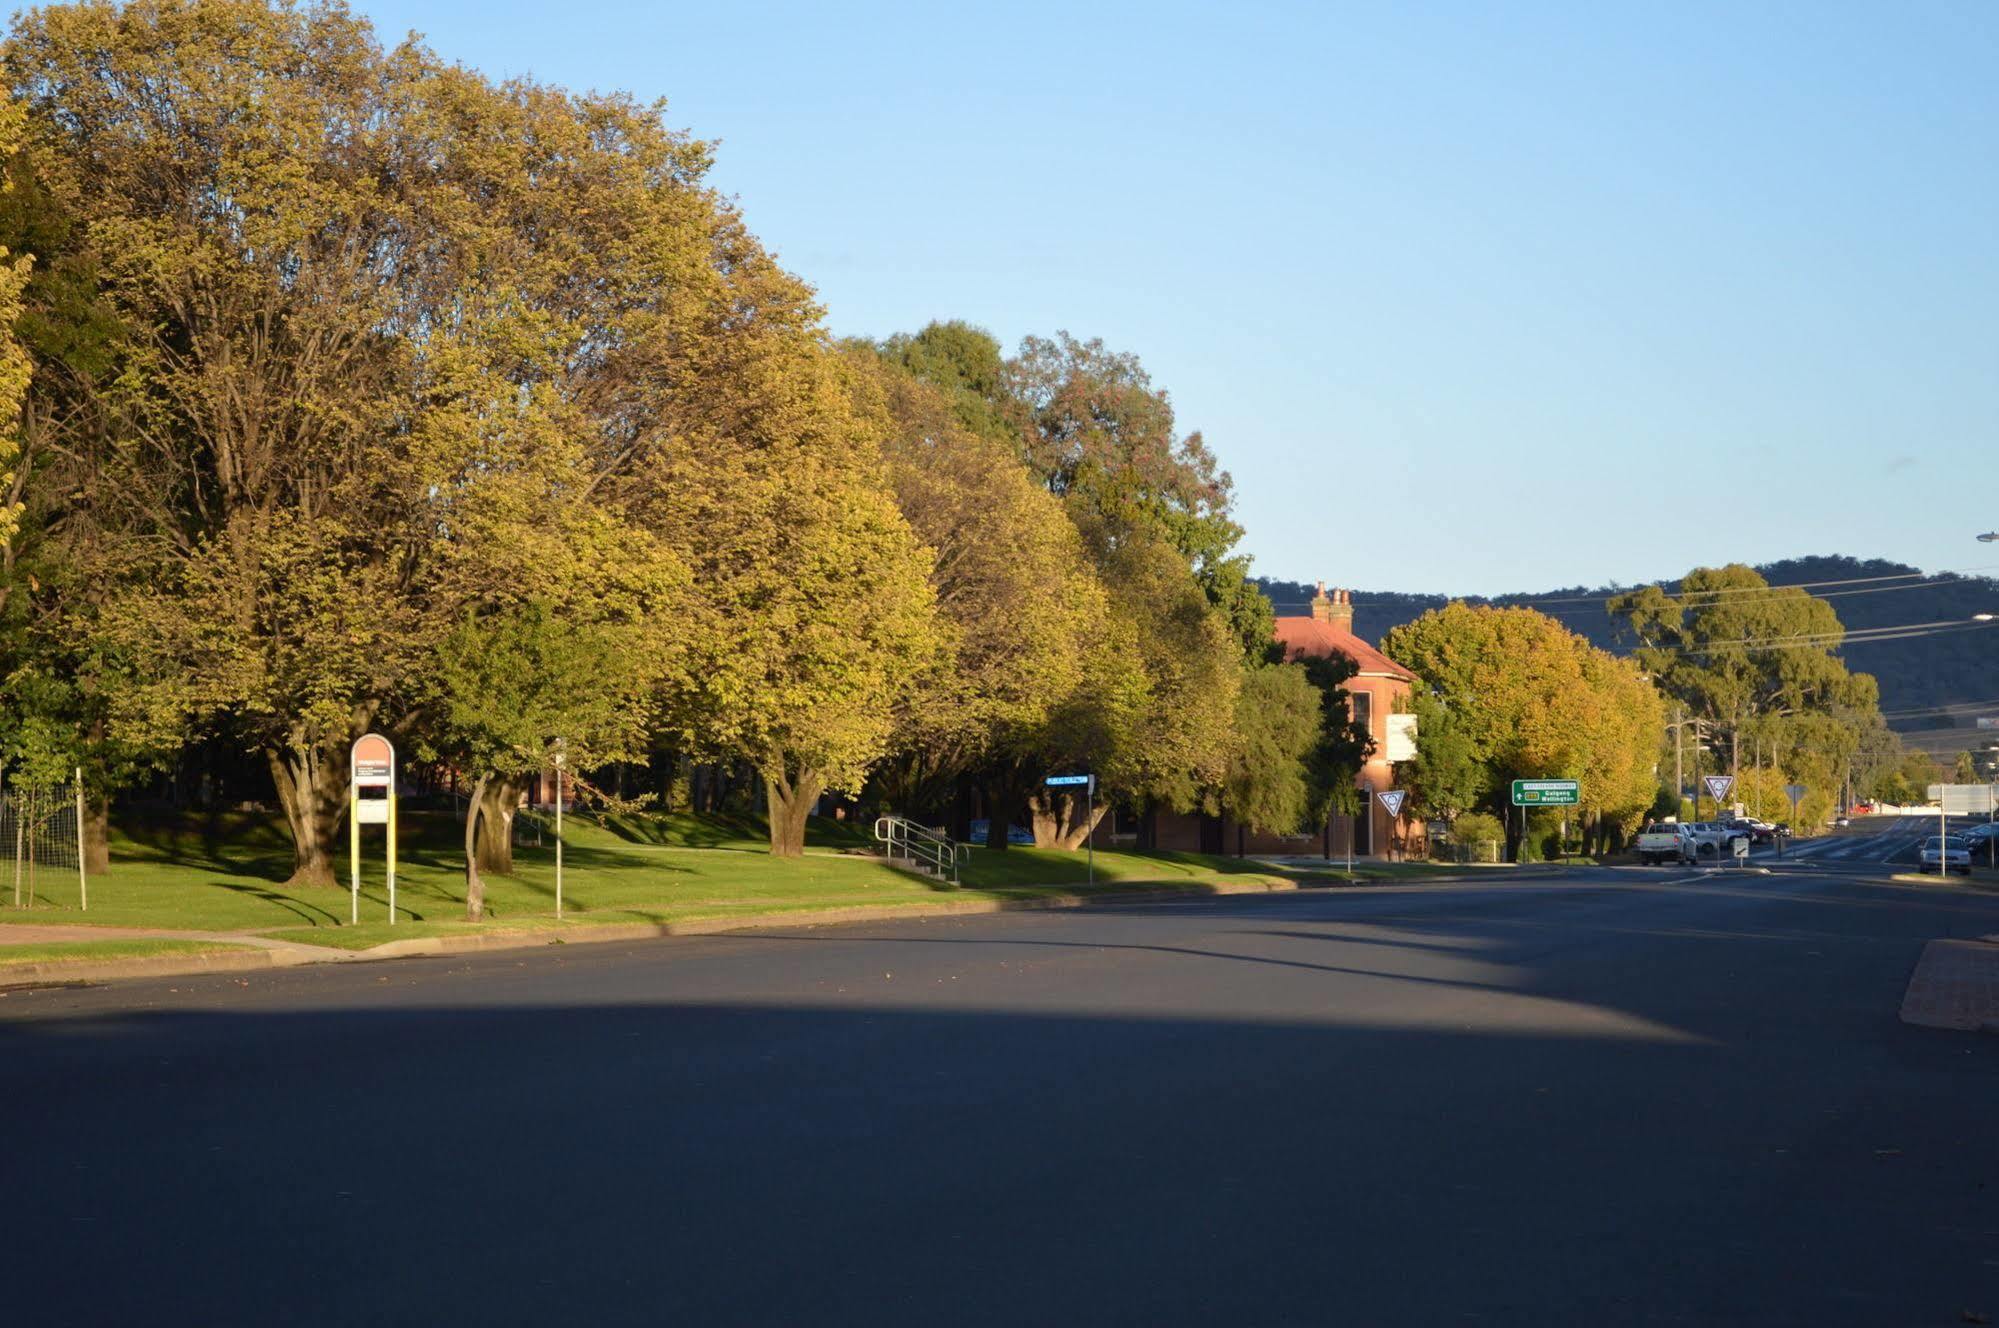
[1350,688,1373,742]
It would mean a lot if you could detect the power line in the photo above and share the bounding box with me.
[1268,563,1999,614]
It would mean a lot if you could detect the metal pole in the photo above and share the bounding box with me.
[1673,709,1683,821]
[349,779,359,926]
[1085,781,1093,887]
[387,786,397,925]
[74,767,87,912]
[555,762,565,920]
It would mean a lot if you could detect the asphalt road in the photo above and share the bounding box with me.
[5,863,1998,1326]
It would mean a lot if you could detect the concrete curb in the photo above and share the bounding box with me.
[0,863,1586,990]
[0,943,334,989]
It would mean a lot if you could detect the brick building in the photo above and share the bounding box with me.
[1103,584,1419,858]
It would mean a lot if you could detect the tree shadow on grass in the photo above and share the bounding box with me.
[209,881,345,928]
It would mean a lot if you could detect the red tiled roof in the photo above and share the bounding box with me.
[1273,616,1416,681]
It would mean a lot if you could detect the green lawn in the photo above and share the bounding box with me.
[0,808,1315,950]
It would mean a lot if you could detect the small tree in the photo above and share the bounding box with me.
[1221,663,1321,841]
[418,601,661,920]
[1452,812,1505,862]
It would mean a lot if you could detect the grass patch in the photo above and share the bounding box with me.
[4,808,1303,950]
[0,939,255,968]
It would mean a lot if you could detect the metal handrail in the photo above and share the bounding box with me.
[873,815,967,886]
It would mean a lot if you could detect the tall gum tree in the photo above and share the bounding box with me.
[642,337,940,856]
[843,348,1120,834]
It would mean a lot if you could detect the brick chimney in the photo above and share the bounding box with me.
[1310,583,1355,630]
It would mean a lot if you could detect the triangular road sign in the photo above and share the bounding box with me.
[1703,775,1735,803]
[1784,783,1806,807]
[1377,790,1407,818]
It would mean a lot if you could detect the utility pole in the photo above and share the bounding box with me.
[1674,708,1684,820]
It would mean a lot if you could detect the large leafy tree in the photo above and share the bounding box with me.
[1610,564,1888,828]
[4,1,806,882]
[1384,603,1662,851]
[642,338,941,856]
[845,348,1121,833]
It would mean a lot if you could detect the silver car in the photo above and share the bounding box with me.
[1918,836,1971,875]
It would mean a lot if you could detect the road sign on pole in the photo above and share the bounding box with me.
[1045,774,1095,883]
[1510,779,1579,806]
[349,733,396,927]
[1377,791,1407,818]
[1703,774,1735,807]
[1784,782,1806,814]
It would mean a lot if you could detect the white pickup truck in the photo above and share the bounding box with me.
[1636,821,1745,864]
[1634,823,1694,865]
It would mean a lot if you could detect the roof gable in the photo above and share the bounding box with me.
[1273,616,1416,681]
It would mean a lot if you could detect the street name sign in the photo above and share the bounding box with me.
[1511,779,1579,806]
[1703,775,1735,804]
[1044,773,1094,791]
[1377,790,1408,818]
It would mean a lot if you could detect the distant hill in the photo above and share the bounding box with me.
[1258,556,1999,757]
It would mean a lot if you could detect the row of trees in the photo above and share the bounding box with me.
[1380,563,1904,855]
[1383,603,1663,855]
[0,0,1372,905]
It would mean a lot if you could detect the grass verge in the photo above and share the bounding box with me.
[1,809,1314,950]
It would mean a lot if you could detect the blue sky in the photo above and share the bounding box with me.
[355,1,1998,596]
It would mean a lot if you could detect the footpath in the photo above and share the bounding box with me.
[1900,937,1999,1033]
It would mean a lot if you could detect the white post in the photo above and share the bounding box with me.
[349,776,359,926]
[553,750,565,920]
[74,767,87,912]
[1085,779,1094,887]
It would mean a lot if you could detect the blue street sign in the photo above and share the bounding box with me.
[1044,774,1093,787]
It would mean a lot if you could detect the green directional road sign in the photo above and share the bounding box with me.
[1511,778,1579,806]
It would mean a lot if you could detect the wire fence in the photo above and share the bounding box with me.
[1,777,86,911]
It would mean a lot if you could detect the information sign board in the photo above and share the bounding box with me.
[1511,779,1579,806]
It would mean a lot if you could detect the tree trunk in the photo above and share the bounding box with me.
[1028,790,1063,847]
[984,775,1028,851]
[266,744,343,887]
[82,793,111,875]
[475,775,520,875]
[1054,796,1110,851]
[463,772,489,921]
[764,766,823,857]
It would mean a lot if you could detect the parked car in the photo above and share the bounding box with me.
[1679,822,1737,858]
[1918,835,1972,875]
[1850,803,1875,816]
[1634,822,1695,865]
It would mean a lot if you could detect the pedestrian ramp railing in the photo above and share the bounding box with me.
[873,815,968,887]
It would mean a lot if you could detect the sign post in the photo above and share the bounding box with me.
[1511,781,1579,864]
[349,734,396,926]
[1045,774,1095,885]
[552,740,566,921]
[1378,790,1407,861]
